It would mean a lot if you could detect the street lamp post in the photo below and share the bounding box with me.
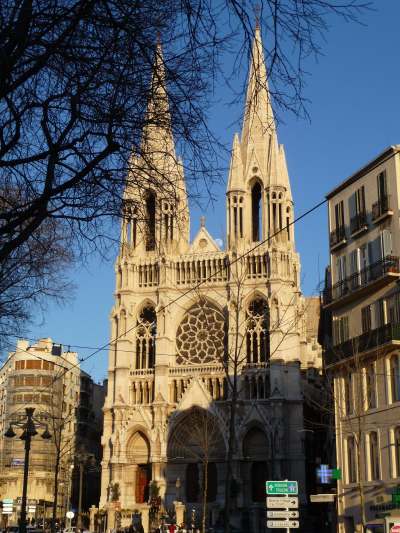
[4,408,52,533]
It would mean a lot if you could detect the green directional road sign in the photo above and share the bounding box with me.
[266,481,298,495]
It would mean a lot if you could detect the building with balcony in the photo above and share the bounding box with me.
[100,25,323,533]
[0,338,80,525]
[70,373,106,516]
[323,145,400,532]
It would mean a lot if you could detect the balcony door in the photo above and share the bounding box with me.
[377,171,387,202]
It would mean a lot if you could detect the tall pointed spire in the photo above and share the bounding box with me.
[241,24,276,166]
[141,41,176,161]
[226,24,294,249]
[122,39,190,255]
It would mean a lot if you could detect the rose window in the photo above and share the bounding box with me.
[176,301,225,365]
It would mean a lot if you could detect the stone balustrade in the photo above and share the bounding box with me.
[117,250,299,291]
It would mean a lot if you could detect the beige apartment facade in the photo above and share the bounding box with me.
[100,27,322,533]
[0,338,80,524]
[323,146,400,533]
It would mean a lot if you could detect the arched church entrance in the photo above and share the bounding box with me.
[241,427,269,533]
[242,427,269,503]
[127,431,151,504]
[167,407,225,523]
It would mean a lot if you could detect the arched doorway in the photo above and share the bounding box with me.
[127,431,151,504]
[242,427,268,503]
[167,408,225,507]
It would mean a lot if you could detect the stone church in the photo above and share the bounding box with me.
[100,26,322,532]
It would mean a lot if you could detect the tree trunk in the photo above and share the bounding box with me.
[51,447,61,533]
[202,459,208,533]
[224,384,238,533]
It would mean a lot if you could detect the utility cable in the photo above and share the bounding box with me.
[4,196,328,418]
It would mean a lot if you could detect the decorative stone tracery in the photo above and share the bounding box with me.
[176,301,225,365]
[135,306,156,369]
[246,299,270,363]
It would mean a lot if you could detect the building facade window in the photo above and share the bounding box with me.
[347,436,357,484]
[333,315,349,345]
[344,374,354,416]
[377,170,388,203]
[393,427,400,478]
[388,293,400,324]
[334,200,345,234]
[365,362,376,409]
[361,305,372,334]
[390,354,400,403]
[349,186,366,234]
[368,431,380,481]
[336,254,347,287]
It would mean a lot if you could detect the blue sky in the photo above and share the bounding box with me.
[10,1,400,382]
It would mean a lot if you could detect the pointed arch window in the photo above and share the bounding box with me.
[135,306,156,369]
[162,201,174,241]
[246,299,270,364]
[286,206,291,241]
[230,196,243,240]
[123,200,138,247]
[251,182,262,242]
[145,191,156,251]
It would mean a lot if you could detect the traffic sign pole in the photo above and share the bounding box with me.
[266,482,299,531]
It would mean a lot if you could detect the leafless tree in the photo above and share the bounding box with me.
[0,0,369,264]
[0,209,73,346]
[0,0,370,345]
[191,257,311,533]
[168,406,223,533]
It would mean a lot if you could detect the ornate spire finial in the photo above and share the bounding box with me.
[254,4,261,29]
[200,216,205,228]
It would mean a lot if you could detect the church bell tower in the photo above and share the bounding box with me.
[226,25,294,251]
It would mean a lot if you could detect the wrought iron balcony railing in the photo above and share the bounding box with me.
[350,211,368,235]
[330,226,346,248]
[323,255,400,305]
[372,195,392,221]
[325,322,400,366]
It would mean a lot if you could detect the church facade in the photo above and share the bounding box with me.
[100,27,322,532]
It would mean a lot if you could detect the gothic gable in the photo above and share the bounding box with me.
[189,225,221,253]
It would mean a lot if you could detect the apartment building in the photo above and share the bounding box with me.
[0,338,80,524]
[323,145,400,533]
[70,372,106,514]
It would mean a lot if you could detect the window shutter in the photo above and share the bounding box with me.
[349,249,360,275]
[368,238,382,264]
[349,194,356,220]
[343,316,349,341]
[381,229,392,258]
[332,319,338,345]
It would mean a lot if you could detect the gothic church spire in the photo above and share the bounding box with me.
[226,25,294,248]
[122,41,189,255]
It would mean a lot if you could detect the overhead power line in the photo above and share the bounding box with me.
[4,196,328,418]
